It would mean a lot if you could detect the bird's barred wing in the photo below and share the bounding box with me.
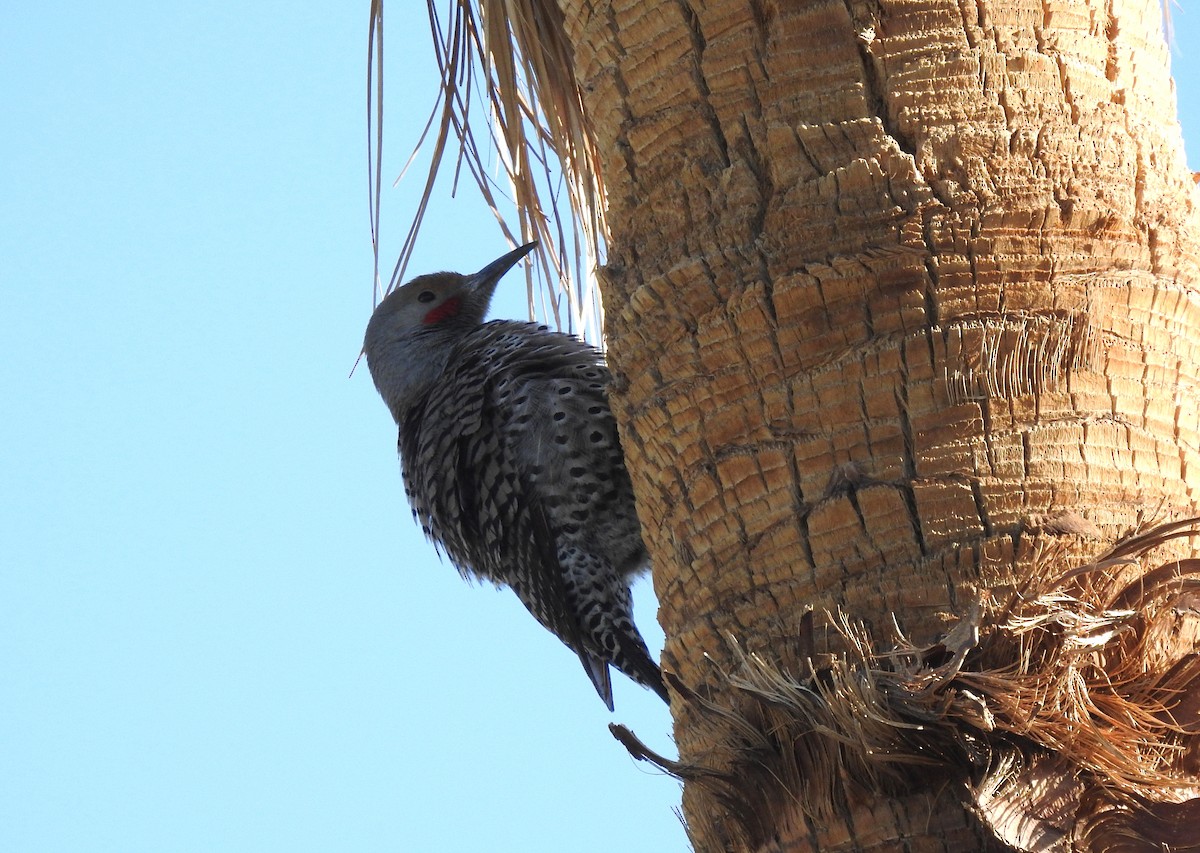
[513,485,614,710]
[402,350,613,705]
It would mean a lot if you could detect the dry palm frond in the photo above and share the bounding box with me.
[617,520,1200,851]
[368,0,606,342]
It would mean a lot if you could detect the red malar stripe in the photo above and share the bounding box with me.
[423,296,462,325]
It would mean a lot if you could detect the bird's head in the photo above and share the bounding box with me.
[363,241,537,420]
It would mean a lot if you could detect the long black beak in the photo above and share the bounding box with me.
[468,241,538,296]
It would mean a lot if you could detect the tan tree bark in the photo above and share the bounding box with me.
[402,0,1200,847]
[543,0,1200,850]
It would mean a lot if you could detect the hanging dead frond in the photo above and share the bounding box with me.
[616,520,1200,851]
[368,0,607,341]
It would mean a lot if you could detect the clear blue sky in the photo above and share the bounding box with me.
[3,4,1198,852]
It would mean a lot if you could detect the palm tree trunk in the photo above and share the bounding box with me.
[554,0,1200,848]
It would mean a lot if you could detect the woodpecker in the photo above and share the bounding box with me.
[363,241,667,710]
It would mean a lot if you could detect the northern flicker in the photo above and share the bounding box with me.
[363,241,667,710]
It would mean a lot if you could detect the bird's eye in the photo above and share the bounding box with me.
[417,290,437,304]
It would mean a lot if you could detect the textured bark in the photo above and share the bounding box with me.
[554,0,1200,849]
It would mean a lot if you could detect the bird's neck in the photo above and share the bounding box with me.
[368,331,458,425]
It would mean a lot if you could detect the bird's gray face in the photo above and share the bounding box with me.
[362,274,470,421]
[366,273,472,343]
[363,241,538,421]
[364,241,538,349]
